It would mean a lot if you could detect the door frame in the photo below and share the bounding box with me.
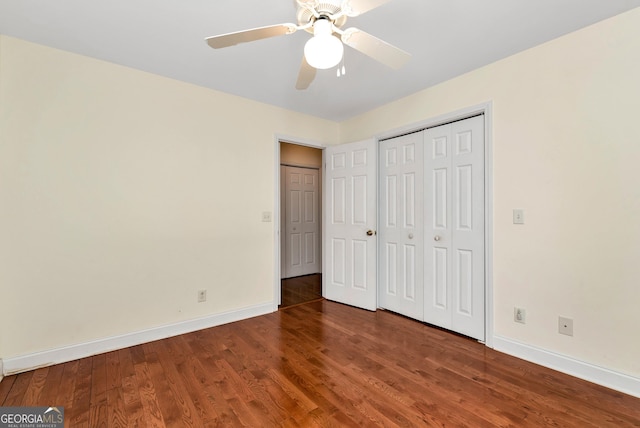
[375,101,494,348]
[273,135,326,309]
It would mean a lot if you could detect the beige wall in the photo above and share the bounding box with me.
[341,8,640,377]
[0,35,338,360]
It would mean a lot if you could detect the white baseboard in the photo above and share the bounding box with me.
[493,335,640,398]
[0,359,4,383]
[2,302,274,376]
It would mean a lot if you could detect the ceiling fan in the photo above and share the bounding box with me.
[205,0,411,89]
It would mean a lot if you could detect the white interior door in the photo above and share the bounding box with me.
[324,139,377,311]
[283,166,320,278]
[378,132,424,319]
[424,115,485,340]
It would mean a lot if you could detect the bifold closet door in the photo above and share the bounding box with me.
[424,115,485,341]
[379,132,424,320]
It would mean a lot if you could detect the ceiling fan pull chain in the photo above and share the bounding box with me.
[337,54,346,77]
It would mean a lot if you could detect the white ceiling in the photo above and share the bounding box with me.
[1,0,639,121]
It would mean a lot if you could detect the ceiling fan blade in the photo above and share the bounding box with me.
[296,55,317,90]
[341,28,410,69]
[344,0,392,17]
[206,24,298,49]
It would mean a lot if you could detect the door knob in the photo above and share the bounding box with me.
[434,235,441,241]
[366,230,376,236]
[408,233,414,239]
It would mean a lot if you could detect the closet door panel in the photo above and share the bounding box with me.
[379,132,424,319]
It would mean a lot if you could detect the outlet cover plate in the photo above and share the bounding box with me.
[558,316,573,336]
[514,307,526,324]
[513,209,525,224]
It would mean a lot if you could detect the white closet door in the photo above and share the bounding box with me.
[424,124,453,329]
[284,166,320,278]
[424,116,485,340]
[324,140,377,311]
[378,132,424,319]
[450,116,485,340]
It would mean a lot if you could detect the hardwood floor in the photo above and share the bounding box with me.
[1,300,639,427]
[280,273,322,308]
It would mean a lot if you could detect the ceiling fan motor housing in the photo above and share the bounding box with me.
[296,0,348,31]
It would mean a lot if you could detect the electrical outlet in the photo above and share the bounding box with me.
[513,209,525,224]
[558,316,573,336]
[514,307,526,324]
[262,211,272,222]
[198,290,207,303]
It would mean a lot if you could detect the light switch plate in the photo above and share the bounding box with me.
[513,209,524,224]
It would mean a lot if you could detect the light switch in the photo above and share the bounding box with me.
[513,209,524,224]
[262,211,272,222]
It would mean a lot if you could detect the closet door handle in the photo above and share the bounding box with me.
[434,235,441,241]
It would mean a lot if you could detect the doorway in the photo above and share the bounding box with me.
[279,142,323,308]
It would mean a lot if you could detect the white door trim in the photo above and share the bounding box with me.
[273,135,326,310]
[375,102,494,348]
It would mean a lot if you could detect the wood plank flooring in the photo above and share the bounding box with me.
[1,299,639,427]
[280,274,322,308]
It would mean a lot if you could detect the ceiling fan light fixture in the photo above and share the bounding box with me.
[304,18,344,69]
[206,0,410,89]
